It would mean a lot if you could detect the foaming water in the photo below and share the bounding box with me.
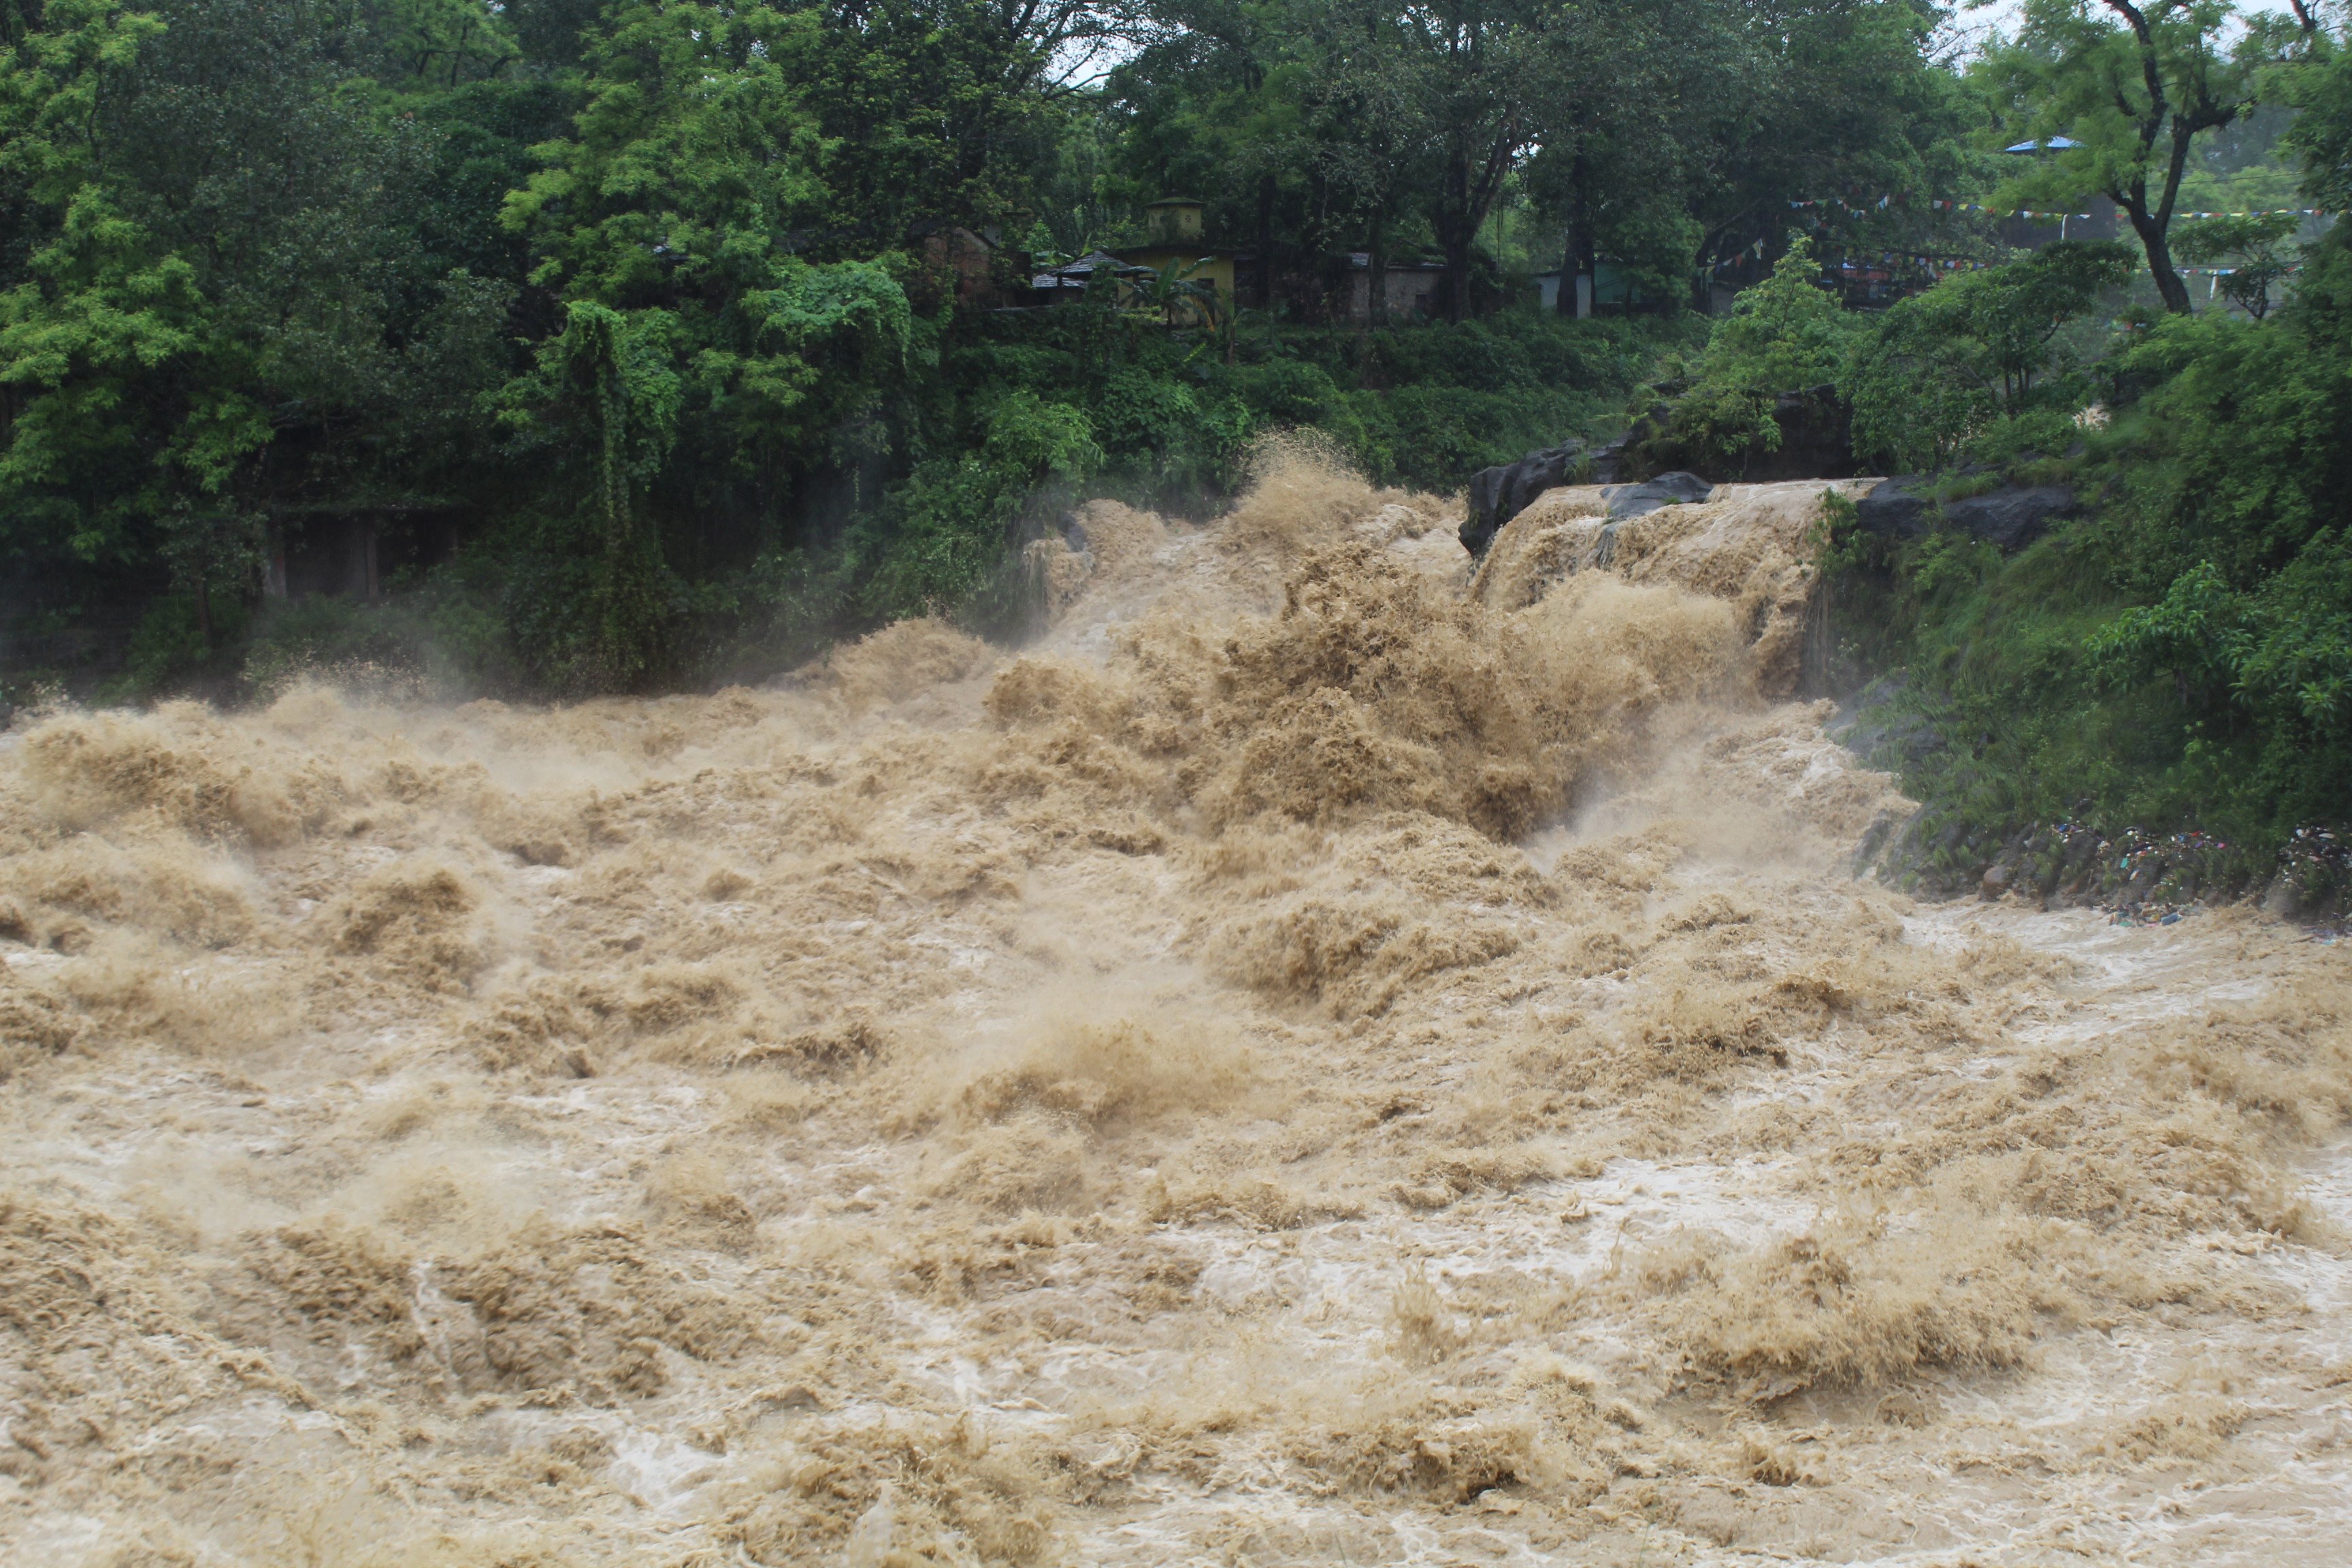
[3,446,2350,1565]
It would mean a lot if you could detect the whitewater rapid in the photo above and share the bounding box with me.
[3,448,2348,1566]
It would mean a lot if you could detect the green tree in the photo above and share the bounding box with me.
[1843,240,2134,470]
[1111,0,1394,315]
[856,388,1099,619]
[1296,0,1439,323]
[1667,237,1857,466]
[1515,0,1691,313]
[1677,0,1976,310]
[790,0,1077,250]
[362,0,521,88]
[2172,209,2299,317]
[1989,1,2276,313]
[1399,0,1563,321]
[2283,16,2352,213]
[1,0,484,642]
[503,0,918,512]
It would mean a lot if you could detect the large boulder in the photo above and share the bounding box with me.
[1587,429,1637,486]
[1460,441,1585,557]
[1600,472,1714,521]
[1855,476,1935,539]
[1857,478,2078,553]
[1941,485,2077,553]
[1756,386,1856,482]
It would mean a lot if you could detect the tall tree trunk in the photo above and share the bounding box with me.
[1439,146,1473,323]
[2130,114,2204,314]
[1692,229,1731,314]
[2104,9,2236,314]
[1307,168,1331,323]
[1572,193,1596,319]
[2131,206,2191,313]
[2115,152,2193,313]
[1256,174,1275,310]
[1367,207,1388,327]
[1557,156,1589,318]
[193,573,213,644]
[1441,237,1473,323]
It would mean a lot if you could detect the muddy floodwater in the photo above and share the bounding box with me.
[3,452,2349,1567]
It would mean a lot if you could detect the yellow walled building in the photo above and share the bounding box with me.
[1112,199,1238,309]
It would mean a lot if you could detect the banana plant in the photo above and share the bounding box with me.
[1134,256,1224,330]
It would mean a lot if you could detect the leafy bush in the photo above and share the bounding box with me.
[1594,202,1705,307]
[856,391,1100,621]
[2172,212,2300,319]
[1842,242,2134,472]
[106,595,248,702]
[1665,240,1857,465]
[1833,238,2352,868]
[1093,367,1252,496]
[411,508,688,697]
[240,595,436,696]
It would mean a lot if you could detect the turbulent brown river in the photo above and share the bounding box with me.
[4,450,2350,1567]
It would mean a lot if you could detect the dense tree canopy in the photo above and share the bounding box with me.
[0,0,1999,692]
[1983,0,2325,312]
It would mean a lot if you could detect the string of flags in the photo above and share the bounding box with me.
[1812,254,2002,273]
[1753,251,2308,278]
[1788,196,1902,214]
[1740,197,2332,289]
[1791,197,2330,220]
[1712,250,2005,276]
